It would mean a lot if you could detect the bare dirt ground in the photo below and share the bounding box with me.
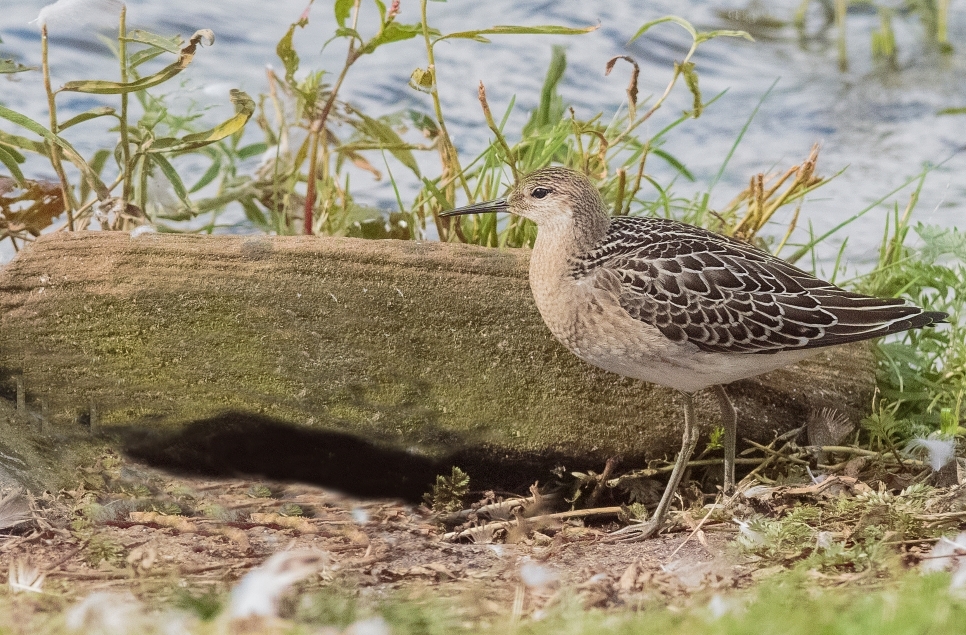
[0,453,749,620]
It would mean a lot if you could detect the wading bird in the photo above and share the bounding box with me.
[442,166,946,540]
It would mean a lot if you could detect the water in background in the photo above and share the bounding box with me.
[2,0,964,271]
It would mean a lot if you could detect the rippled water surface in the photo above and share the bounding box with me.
[2,0,964,267]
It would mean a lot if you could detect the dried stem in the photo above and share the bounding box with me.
[41,25,75,230]
[420,0,471,240]
[478,82,518,181]
[119,6,132,209]
[304,0,361,234]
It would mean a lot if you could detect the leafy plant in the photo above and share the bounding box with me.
[83,534,125,567]
[235,0,596,241]
[423,466,470,515]
[433,17,753,248]
[737,484,940,573]
[0,5,255,246]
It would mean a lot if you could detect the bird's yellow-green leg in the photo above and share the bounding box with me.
[609,392,699,542]
[714,385,737,494]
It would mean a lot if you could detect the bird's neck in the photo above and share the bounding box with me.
[532,210,610,267]
[529,211,610,309]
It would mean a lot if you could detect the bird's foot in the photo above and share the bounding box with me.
[604,517,664,543]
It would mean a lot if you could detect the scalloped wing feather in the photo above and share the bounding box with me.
[572,216,946,355]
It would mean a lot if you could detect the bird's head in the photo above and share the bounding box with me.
[441,167,608,234]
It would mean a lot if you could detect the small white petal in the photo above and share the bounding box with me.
[922,532,966,574]
[130,225,157,238]
[816,531,835,550]
[951,564,966,591]
[487,544,505,557]
[66,591,144,634]
[733,518,765,546]
[707,594,733,619]
[344,616,391,635]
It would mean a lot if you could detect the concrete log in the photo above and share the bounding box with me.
[0,232,875,495]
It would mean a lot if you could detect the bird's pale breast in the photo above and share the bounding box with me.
[528,243,817,393]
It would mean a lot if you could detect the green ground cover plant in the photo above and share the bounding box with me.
[5,565,966,634]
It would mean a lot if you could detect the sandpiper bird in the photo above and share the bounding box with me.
[442,166,948,540]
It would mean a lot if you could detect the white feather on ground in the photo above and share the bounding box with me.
[906,436,957,471]
[920,531,966,592]
[7,558,45,594]
[65,591,146,635]
[227,549,330,619]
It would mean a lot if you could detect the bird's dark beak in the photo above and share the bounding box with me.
[439,198,509,217]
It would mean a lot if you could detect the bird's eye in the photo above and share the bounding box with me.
[531,187,551,199]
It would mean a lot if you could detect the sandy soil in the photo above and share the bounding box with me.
[0,457,749,616]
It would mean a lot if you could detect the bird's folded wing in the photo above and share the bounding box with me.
[577,217,939,355]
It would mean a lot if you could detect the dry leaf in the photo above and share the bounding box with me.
[128,511,197,533]
[218,527,251,550]
[250,512,317,534]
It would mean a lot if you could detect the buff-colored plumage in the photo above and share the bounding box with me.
[444,166,946,539]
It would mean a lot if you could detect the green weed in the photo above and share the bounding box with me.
[82,534,126,567]
[423,466,470,515]
[0,7,254,246]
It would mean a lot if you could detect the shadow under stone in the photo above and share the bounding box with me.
[121,411,606,503]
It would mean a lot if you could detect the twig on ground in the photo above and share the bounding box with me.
[442,506,623,542]
[587,457,621,507]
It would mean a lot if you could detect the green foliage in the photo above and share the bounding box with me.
[173,588,224,621]
[83,535,126,567]
[279,503,305,517]
[247,483,274,499]
[0,35,33,74]
[150,501,183,516]
[856,214,966,440]
[423,466,470,515]
[0,9,254,247]
[737,484,940,573]
[377,598,459,635]
[8,568,966,634]
[861,407,908,451]
[296,588,359,628]
[707,425,725,451]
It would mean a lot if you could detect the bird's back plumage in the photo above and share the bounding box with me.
[570,216,947,355]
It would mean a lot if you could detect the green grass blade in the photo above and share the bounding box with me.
[151,153,191,208]
[438,24,598,44]
[189,154,223,193]
[61,30,213,95]
[0,144,27,186]
[709,78,777,193]
[59,106,117,131]
[787,164,940,264]
[0,104,109,198]
[348,110,421,177]
[628,16,698,44]
[122,30,183,53]
[651,147,695,181]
